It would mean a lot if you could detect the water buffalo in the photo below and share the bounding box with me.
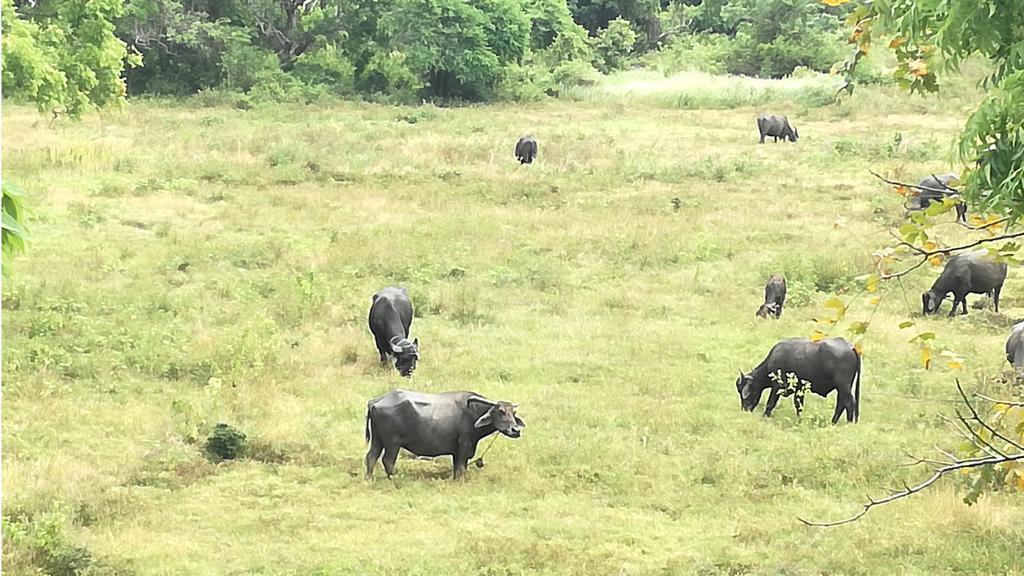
[756,274,787,319]
[365,390,525,480]
[757,114,798,143]
[906,173,966,223]
[368,287,419,377]
[1006,322,1024,377]
[515,135,538,164]
[922,251,1007,317]
[735,337,861,424]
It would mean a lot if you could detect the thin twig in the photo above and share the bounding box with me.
[974,393,1024,407]
[798,452,1024,527]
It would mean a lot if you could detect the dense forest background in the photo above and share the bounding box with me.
[2,0,866,106]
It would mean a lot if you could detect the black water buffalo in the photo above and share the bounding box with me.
[1006,322,1024,377]
[906,173,966,223]
[368,287,419,377]
[922,251,1007,317]
[756,114,798,143]
[365,390,525,480]
[515,135,538,164]
[756,274,787,319]
[735,337,861,423]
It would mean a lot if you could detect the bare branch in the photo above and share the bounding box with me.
[975,393,1024,407]
[956,380,1024,451]
[879,230,1024,281]
[798,452,1023,527]
[870,169,961,197]
[800,380,1024,527]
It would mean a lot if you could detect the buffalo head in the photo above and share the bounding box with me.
[789,127,799,142]
[735,371,762,412]
[468,397,525,438]
[390,337,419,377]
[922,291,944,315]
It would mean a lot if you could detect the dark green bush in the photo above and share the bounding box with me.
[591,18,637,73]
[205,423,247,461]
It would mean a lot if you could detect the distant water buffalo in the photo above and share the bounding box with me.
[756,114,798,143]
[515,135,538,164]
[756,274,787,319]
[922,251,1007,317]
[1006,322,1024,377]
[368,287,419,377]
[365,389,525,480]
[906,172,966,223]
[736,337,861,423]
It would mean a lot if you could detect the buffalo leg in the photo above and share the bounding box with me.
[381,446,399,478]
[365,437,384,480]
[994,285,1003,313]
[793,394,804,417]
[831,397,845,424]
[764,389,781,417]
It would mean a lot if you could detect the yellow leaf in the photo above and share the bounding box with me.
[947,359,965,371]
[811,330,827,342]
[922,241,938,252]
[822,0,851,6]
[864,274,879,293]
[889,37,906,48]
[929,254,944,266]
[908,59,929,78]
[869,296,881,305]
[921,347,932,370]
[854,341,864,354]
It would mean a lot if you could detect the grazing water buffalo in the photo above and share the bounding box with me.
[365,390,525,480]
[922,251,1007,317]
[756,274,787,319]
[756,114,798,143]
[515,135,538,164]
[368,287,419,377]
[735,337,861,423]
[1006,322,1024,377]
[906,173,966,223]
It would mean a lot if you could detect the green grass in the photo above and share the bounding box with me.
[3,77,1023,575]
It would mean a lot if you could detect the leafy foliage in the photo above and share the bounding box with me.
[962,400,1024,504]
[2,0,136,116]
[838,0,1024,223]
[2,182,29,278]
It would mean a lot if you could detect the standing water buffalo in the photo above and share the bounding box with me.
[365,390,525,480]
[368,287,419,377]
[906,172,967,223]
[1005,322,1024,378]
[756,114,798,143]
[735,337,861,423]
[756,274,787,319]
[922,251,1007,317]
[515,135,538,164]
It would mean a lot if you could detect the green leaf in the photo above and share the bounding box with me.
[898,321,915,329]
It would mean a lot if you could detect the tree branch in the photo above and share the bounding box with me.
[799,380,1024,527]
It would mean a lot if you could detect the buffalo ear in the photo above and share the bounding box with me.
[474,412,493,429]
[514,415,526,428]
[413,338,419,347]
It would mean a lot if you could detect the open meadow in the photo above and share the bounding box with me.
[3,74,1024,575]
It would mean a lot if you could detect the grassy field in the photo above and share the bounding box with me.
[3,73,1024,575]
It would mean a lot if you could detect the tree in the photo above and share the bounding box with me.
[381,0,529,99]
[2,0,139,277]
[2,0,137,117]
[834,0,1024,217]
[799,0,1024,523]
